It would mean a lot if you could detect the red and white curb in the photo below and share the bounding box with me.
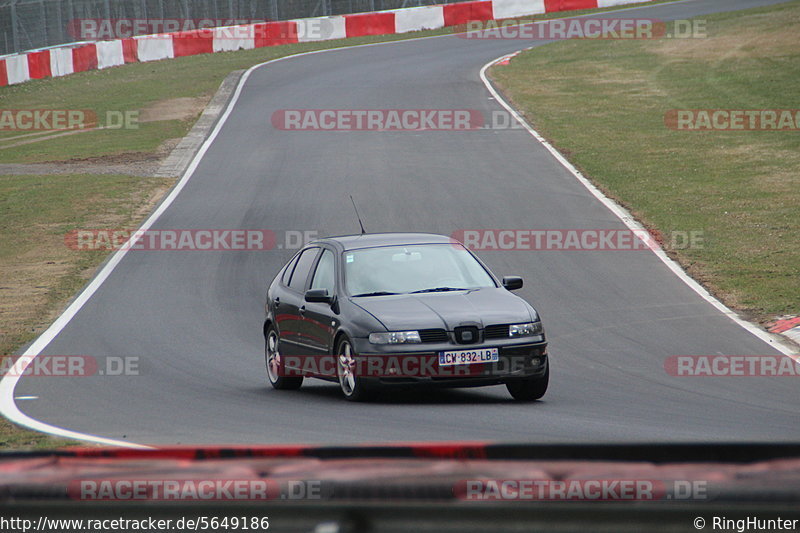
[768,317,800,345]
[0,0,652,87]
[495,51,521,65]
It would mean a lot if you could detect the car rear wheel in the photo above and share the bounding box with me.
[265,325,302,390]
[506,363,548,401]
[337,337,373,402]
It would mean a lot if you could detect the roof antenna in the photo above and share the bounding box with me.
[350,195,366,235]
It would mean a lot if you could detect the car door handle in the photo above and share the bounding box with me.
[299,305,306,315]
[273,297,280,308]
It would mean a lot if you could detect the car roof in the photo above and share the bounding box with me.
[312,232,457,251]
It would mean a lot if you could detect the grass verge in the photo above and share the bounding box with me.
[490,1,799,323]
[0,173,174,448]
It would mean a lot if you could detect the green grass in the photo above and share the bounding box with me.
[0,172,173,355]
[0,418,75,449]
[0,173,172,449]
[490,1,800,321]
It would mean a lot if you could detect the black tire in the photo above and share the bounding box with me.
[506,363,549,401]
[336,337,373,402]
[265,325,303,390]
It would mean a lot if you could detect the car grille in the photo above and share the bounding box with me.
[484,324,510,339]
[418,328,449,343]
[454,325,479,344]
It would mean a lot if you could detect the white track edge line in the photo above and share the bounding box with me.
[1,52,298,447]
[479,57,798,359]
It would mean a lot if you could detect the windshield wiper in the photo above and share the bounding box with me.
[351,291,401,297]
[410,287,469,294]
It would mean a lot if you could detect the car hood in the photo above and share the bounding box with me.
[349,288,533,331]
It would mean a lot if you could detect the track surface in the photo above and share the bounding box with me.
[11,0,799,445]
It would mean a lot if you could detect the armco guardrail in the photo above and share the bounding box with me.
[0,0,491,56]
[0,0,652,88]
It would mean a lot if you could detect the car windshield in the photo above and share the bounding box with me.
[344,244,495,296]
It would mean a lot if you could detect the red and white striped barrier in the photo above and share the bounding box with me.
[394,5,446,33]
[492,0,544,19]
[5,54,30,85]
[96,40,126,69]
[294,18,346,42]
[49,47,74,77]
[0,0,653,87]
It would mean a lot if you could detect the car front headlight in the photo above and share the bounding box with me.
[368,331,422,344]
[509,322,543,337]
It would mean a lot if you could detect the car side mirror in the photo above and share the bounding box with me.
[502,276,523,291]
[305,288,333,304]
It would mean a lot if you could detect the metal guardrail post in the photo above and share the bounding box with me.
[54,0,64,46]
[10,0,20,54]
[66,0,74,42]
[40,0,48,48]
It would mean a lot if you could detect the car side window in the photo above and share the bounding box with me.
[310,249,336,295]
[287,247,319,292]
[281,254,299,285]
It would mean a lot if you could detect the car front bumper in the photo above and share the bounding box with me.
[350,337,548,386]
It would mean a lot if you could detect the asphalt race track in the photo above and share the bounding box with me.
[10,0,799,445]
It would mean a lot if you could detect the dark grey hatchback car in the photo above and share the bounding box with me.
[263,233,548,401]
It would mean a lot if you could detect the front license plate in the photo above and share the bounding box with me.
[439,348,499,366]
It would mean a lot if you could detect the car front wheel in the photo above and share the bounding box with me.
[336,337,373,402]
[506,362,549,401]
